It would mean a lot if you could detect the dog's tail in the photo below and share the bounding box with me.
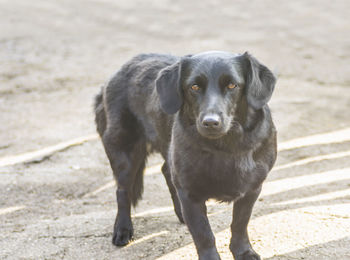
[94,87,107,137]
[131,157,146,207]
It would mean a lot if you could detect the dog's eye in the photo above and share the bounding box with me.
[191,84,200,91]
[227,83,238,89]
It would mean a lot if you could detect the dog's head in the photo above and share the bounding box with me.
[156,51,276,139]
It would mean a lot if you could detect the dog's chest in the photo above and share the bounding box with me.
[174,148,260,201]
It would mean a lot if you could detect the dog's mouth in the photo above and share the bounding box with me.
[201,132,225,139]
[196,126,226,139]
[195,115,231,139]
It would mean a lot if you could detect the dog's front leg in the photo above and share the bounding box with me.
[230,188,261,260]
[161,163,184,223]
[177,189,220,260]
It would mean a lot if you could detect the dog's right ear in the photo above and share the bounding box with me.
[156,61,183,114]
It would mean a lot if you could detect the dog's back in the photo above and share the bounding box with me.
[94,53,177,150]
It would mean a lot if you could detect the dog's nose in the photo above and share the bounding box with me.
[202,114,221,128]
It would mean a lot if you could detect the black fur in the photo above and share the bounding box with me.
[94,87,106,136]
[94,51,277,259]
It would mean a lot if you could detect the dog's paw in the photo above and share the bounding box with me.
[112,226,133,246]
[235,250,261,260]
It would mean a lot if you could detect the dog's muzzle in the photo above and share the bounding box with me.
[197,113,226,139]
[202,114,221,129]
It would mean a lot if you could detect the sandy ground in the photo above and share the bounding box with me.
[1,0,350,259]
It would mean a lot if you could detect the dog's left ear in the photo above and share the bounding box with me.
[241,52,276,110]
[156,60,183,114]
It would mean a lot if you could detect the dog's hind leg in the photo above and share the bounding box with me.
[102,116,147,246]
[161,163,184,223]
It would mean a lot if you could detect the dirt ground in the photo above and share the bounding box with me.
[1,0,350,259]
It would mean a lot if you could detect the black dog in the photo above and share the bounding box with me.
[94,51,277,260]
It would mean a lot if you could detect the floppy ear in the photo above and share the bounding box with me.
[242,52,276,110]
[156,61,183,114]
